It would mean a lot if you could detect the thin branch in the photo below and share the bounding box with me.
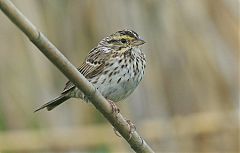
[0,0,154,152]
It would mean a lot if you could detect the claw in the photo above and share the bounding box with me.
[108,100,120,114]
[126,119,136,140]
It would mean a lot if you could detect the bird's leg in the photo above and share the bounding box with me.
[126,119,136,140]
[112,119,137,140]
[107,99,120,114]
[107,99,121,137]
[107,100,135,140]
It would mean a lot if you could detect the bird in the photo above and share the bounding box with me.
[35,29,146,112]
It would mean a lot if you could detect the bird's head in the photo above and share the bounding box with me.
[99,30,145,51]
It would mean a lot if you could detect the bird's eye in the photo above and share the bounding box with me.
[120,38,127,43]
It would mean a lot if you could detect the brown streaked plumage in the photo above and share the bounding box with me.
[35,29,146,112]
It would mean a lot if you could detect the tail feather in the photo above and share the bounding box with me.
[34,95,70,112]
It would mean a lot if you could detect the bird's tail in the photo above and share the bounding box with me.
[34,94,70,112]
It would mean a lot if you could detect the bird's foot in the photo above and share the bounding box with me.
[108,100,120,114]
[112,119,137,140]
[126,119,136,140]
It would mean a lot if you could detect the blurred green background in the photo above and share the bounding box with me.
[0,0,239,152]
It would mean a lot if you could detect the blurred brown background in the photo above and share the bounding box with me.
[0,0,239,153]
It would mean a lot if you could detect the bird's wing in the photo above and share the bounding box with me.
[62,47,112,94]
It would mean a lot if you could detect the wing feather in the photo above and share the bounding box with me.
[62,47,112,93]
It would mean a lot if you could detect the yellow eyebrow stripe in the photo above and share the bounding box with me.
[117,35,135,40]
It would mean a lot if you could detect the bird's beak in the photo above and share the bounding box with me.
[133,39,146,46]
